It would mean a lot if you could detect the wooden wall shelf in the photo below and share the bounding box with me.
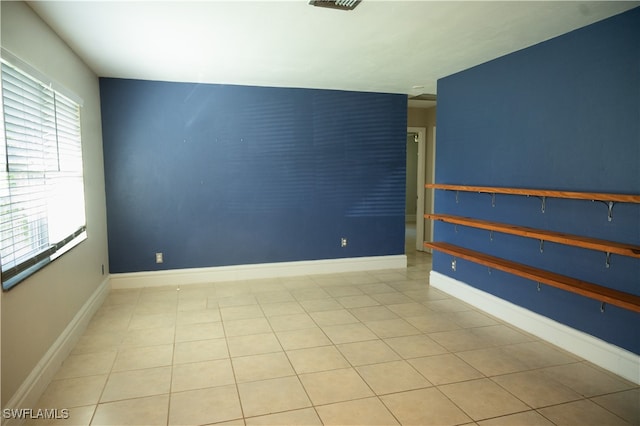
[425,241,640,313]
[425,184,640,204]
[426,214,640,260]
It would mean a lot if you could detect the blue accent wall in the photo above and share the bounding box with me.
[434,8,640,353]
[100,80,407,274]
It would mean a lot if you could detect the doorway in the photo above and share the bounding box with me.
[406,126,435,254]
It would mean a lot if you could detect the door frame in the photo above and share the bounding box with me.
[408,127,426,251]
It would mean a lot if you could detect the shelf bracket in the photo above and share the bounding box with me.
[539,240,544,253]
[593,200,615,222]
[540,196,546,213]
[491,193,496,208]
[489,230,494,242]
[455,191,460,204]
[605,252,611,269]
[537,282,541,292]
[607,201,614,222]
[600,302,606,313]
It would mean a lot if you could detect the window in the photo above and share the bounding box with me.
[0,58,86,290]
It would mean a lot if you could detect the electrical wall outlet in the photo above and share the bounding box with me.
[341,237,347,248]
[155,252,163,263]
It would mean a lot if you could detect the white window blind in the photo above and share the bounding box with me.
[0,60,86,290]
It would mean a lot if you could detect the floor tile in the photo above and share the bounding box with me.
[316,397,400,425]
[471,324,533,346]
[298,298,344,313]
[237,376,311,417]
[299,368,374,405]
[120,326,175,347]
[370,292,415,305]
[128,312,176,330]
[220,304,264,320]
[357,283,396,294]
[286,345,350,373]
[477,410,555,426]
[541,362,636,397]
[387,302,430,317]
[71,332,124,355]
[92,395,169,425]
[227,333,282,357]
[36,375,107,408]
[408,353,484,385]
[444,310,499,328]
[112,344,173,372]
[245,408,322,425]
[176,308,221,325]
[428,328,495,352]
[218,295,258,307]
[321,323,378,344]
[336,294,380,308]
[169,385,242,425]
[173,338,229,364]
[591,388,640,425]
[171,359,235,392]
[254,290,296,304]
[506,341,579,369]
[381,387,472,425]
[101,366,172,402]
[538,399,630,425]
[324,285,364,297]
[456,346,530,376]
[223,317,272,337]
[232,352,295,383]
[492,370,582,408]
[260,301,306,317]
[336,340,400,366]
[439,378,530,421]
[404,313,461,333]
[349,305,399,322]
[276,328,332,350]
[424,298,472,313]
[364,318,422,338]
[267,313,317,331]
[309,309,359,326]
[175,321,225,342]
[54,351,116,380]
[384,335,447,359]
[290,287,331,301]
[356,360,431,394]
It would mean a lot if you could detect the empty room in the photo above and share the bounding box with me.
[0,1,638,425]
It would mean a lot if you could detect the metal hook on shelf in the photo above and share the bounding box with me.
[605,252,611,269]
[539,240,545,253]
[537,282,541,292]
[600,302,606,313]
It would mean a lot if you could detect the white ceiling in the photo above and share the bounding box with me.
[27,1,639,99]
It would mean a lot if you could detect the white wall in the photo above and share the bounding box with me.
[0,1,109,406]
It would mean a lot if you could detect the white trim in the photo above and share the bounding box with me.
[408,127,426,252]
[429,270,640,384]
[2,278,110,424]
[110,255,407,289]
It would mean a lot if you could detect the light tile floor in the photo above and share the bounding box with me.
[29,245,638,425]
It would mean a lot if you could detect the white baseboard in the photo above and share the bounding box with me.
[430,270,640,384]
[2,278,110,425]
[110,255,408,289]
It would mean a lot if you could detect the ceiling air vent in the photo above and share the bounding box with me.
[308,0,361,11]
